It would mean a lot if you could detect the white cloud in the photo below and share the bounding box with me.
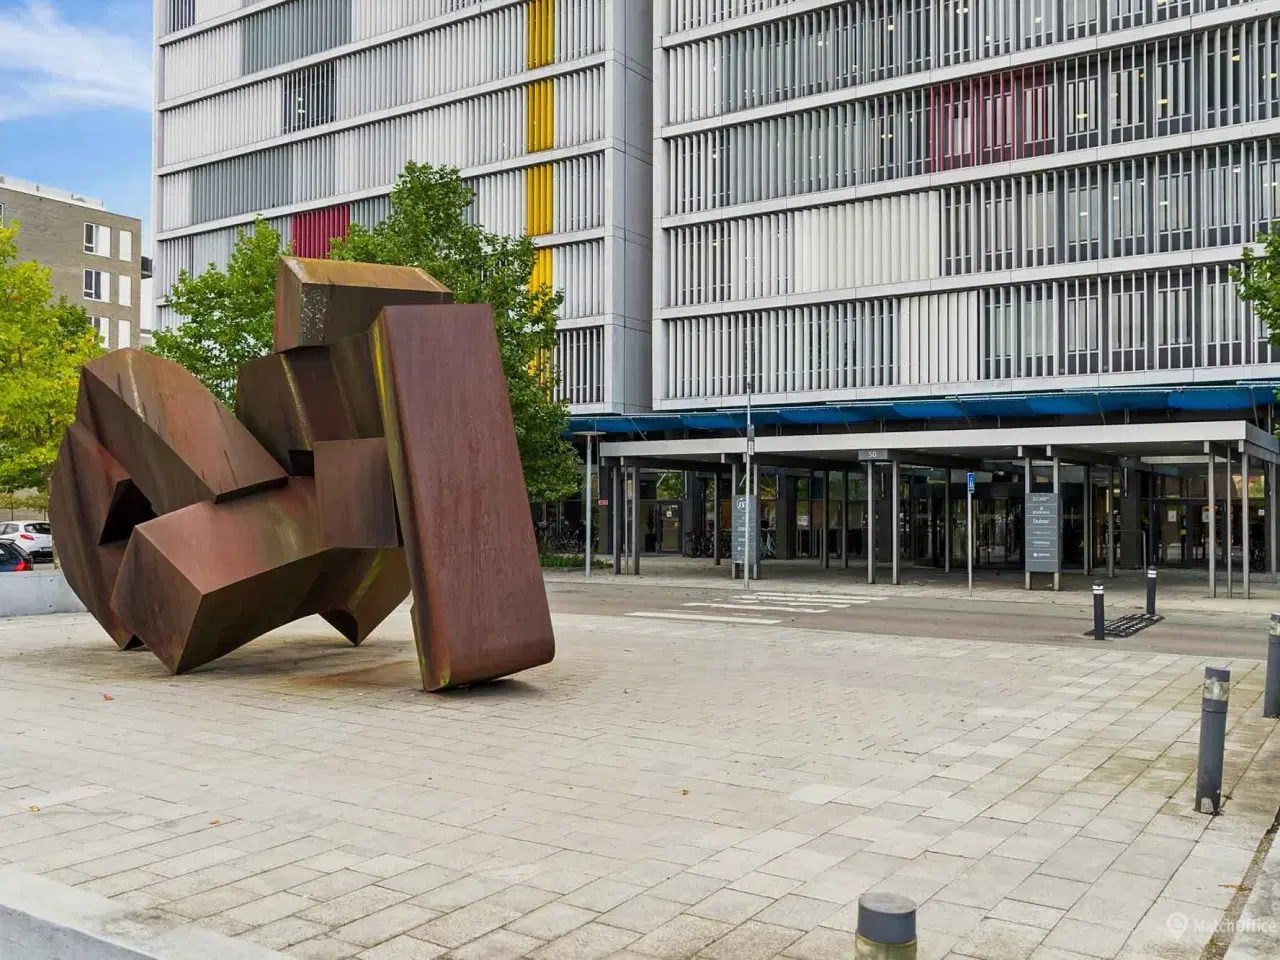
[0,0,152,122]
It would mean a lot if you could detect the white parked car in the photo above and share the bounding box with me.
[0,521,52,562]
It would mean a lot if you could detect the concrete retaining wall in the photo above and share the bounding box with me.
[0,868,287,960]
[0,570,86,617]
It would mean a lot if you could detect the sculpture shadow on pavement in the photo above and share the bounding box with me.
[49,256,555,691]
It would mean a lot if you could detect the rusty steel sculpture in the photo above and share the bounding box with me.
[50,257,555,690]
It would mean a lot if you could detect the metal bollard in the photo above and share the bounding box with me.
[1093,582,1106,641]
[855,892,916,959]
[1266,614,1280,719]
[1146,567,1157,617]
[1195,666,1231,816]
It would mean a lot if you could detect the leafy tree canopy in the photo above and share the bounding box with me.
[334,163,582,502]
[149,217,282,408]
[0,222,103,491]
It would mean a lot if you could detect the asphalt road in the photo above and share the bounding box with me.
[546,580,1270,660]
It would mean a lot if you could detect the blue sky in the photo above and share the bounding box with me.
[0,0,154,248]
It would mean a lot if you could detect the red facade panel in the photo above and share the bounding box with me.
[929,64,1054,173]
[291,205,351,259]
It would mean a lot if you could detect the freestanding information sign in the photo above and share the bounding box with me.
[1025,492,1061,573]
[732,494,759,566]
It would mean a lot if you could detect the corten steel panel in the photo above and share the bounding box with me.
[111,479,406,674]
[274,256,453,352]
[48,423,144,650]
[236,347,357,473]
[314,439,399,548]
[76,350,288,514]
[328,331,385,438]
[370,304,554,690]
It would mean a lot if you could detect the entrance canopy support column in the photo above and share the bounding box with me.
[611,463,622,576]
[842,470,850,570]
[945,475,952,574]
[1271,461,1277,584]
[730,460,739,581]
[822,469,830,571]
[892,460,901,586]
[867,461,876,585]
[1106,468,1115,579]
[1024,455,1032,591]
[630,464,641,576]
[1053,456,1061,593]
[1244,449,1251,600]
[1208,445,1217,598]
[1227,445,1233,599]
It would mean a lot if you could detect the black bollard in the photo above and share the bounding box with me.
[1266,614,1280,720]
[1146,567,1157,617]
[1093,582,1106,641]
[1195,666,1231,816]
[856,892,917,959]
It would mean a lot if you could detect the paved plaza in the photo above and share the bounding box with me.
[2,593,1279,960]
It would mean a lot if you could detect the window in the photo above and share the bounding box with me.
[0,523,15,535]
[84,223,110,256]
[92,318,110,346]
[0,201,5,225]
[83,270,107,301]
[117,319,132,349]
[119,230,133,262]
[282,61,336,133]
[119,275,132,307]
[27,522,50,536]
[168,0,194,32]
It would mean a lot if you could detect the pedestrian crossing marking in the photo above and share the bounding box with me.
[624,611,781,626]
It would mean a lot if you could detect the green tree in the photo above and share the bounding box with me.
[149,217,284,408]
[330,162,580,502]
[1232,228,1280,343]
[0,222,103,491]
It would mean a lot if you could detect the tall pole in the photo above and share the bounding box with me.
[867,461,876,585]
[1271,461,1277,585]
[612,465,621,576]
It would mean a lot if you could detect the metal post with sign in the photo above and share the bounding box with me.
[966,471,975,595]
[732,493,759,570]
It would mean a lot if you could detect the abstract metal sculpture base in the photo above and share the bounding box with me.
[50,257,554,690]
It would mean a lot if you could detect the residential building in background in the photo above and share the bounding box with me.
[0,175,143,349]
[152,0,654,415]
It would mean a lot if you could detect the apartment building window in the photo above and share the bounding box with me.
[0,201,5,225]
[283,61,336,133]
[83,269,107,301]
[119,230,133,262]
[118,275,132,307]
[168,0,194,32]
[117,320,132,350]
[84,223,110,256]
[91,318,110,347]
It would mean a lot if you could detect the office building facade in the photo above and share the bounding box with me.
[152,0,654,415]
[0,175,144,349]
[651,0,1277,411]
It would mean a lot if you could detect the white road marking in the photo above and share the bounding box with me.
[683,602,831,614]
[625,611,782,626]
[748,593,876,603]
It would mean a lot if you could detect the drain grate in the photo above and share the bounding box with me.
[1084,613,1164,639]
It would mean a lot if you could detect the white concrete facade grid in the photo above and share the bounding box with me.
[651,0,1280,411]
[151,0,655,415]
